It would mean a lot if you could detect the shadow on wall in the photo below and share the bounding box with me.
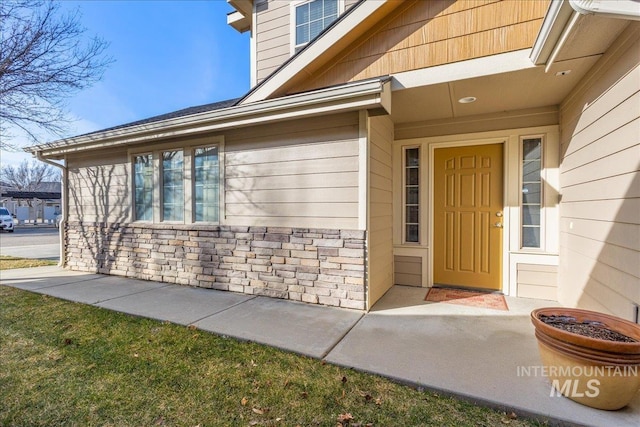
[558,34,640,321]
[68,163,130,274]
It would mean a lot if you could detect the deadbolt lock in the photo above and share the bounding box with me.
[496,212,503,217]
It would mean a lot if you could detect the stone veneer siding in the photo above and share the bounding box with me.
[65,223,367,310]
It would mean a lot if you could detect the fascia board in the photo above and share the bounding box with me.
[393,49,536,91]
[30,79,390,157]
[530,0,576,65]
[241,0,399,105]
[227,0,253,17]
[227,11,251,33]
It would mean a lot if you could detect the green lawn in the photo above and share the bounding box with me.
[0,285,545,426]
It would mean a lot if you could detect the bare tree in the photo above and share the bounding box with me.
[0,0,112,149]
[0,159,60,190]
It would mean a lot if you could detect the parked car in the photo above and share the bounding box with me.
[0,207,15,232]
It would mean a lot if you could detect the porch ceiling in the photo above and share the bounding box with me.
[391,15,630,125]
[391,54,597,124]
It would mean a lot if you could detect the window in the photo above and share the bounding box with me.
[405,148,420,243]
[522,138,542,248]
[194,146,219,222]
[134,153,153,221]
[131,143,221,224]
[162,150,184,222]
[294,0,339,50]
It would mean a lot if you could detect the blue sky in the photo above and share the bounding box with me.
[2,0,250,166]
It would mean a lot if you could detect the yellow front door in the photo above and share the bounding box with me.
[433,144,503,291]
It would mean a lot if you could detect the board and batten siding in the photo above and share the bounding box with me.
[224,112,361,229]
[255,0,360,84]
[367,113,394,308]
[67,149,130,223]
[558,23,640,321]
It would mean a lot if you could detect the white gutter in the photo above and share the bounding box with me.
[34,152,66,268]
[544,11,581,73]
[532,0,640,67]
[29,77,391,157]
[569,0,640,21]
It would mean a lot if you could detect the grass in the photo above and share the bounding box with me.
[0,255,57,270]
[0,285,546,427]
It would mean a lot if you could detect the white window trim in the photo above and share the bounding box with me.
[519,134,546,252]
[289,0,345,56]
[128,136,224,225]
[402,145,421,245]
[131,152,154,223]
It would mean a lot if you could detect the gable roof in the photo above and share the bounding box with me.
[27,77,391,158]
[240,0,404,104]
[73,98,241,139]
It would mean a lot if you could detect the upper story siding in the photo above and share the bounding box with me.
[255,0,360,84]
[287,0,550,94]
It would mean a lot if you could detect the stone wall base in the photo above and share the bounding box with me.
[65,223,367,310]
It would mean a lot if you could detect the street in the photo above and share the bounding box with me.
[0,227,60,260]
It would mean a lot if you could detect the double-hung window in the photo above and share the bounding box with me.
[162,150,184,222]
[293,0,341,52]
[194,146,219,222]
[133,153,153,221]
[132,142,221,224]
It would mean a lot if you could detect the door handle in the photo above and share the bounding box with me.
[494,222,503,228]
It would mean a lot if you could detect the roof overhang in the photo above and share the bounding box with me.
[27,77,391,158]
[531,0,636,68]
[227,10,251,33]
[241,0,405,104]
[227,0,253,33]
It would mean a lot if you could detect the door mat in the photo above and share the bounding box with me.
[424,287,509,311]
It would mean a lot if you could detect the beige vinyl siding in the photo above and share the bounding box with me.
[394,255,422,287]
[558,23,640,321]
[224,112,361,229]
[67,149,131,223]
[255,0,361,84]
[256,0,290,83]
[367,114,394,308]
[517,263,557,300]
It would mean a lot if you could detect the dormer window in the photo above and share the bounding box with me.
[293,0,342,53]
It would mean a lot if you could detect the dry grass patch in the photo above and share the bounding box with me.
[0,286,547,426]
[0,256,57,270]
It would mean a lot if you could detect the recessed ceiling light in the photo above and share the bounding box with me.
[556,70,572,76]
[458,96,477,104]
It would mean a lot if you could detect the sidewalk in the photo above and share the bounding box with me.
[1,266,638,427]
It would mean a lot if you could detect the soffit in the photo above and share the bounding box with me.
[391,11,631,125]
[554,14,629,62]
[391,55,599,124]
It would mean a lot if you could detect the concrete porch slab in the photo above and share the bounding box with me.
[325,286,640,427]
[194,297,364,359]
[96,284,254,325]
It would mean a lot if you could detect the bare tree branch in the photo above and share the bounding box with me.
[0,159,60,190]
[0,0,113,150]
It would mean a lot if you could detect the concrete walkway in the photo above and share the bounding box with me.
[1,266,638,427]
